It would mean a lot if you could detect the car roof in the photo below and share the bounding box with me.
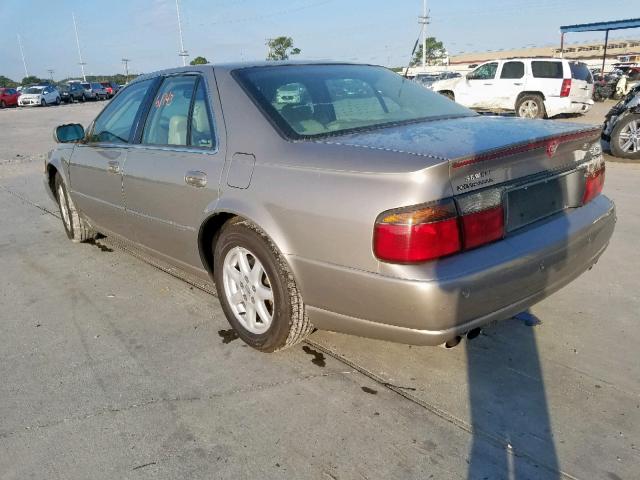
[132,60,376,83]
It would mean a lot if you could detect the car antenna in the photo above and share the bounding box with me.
[403,36,421,79]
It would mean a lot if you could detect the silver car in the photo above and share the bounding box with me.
[45,62,616,352]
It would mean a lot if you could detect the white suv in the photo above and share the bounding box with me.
[431,58,594,118]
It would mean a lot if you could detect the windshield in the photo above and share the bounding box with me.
[25,87,43,94]
[81,83,90,89]
[570,62,593,84]
[234,64,474,139]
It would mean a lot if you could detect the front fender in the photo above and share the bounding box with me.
[45,145,75,198]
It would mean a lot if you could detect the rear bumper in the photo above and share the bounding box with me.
[545,96,593,117]
[290,195,616,345]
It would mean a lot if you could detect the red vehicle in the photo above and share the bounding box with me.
[0,87,20,108]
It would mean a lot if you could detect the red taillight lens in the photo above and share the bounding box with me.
[582,166,605,205]
[460,205,505,249]
[373,200,461,263]
[560,79,572,97]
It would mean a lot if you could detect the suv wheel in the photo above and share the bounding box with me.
[610,114,640,160]
[516,94,546,119]
[213,219,313,352]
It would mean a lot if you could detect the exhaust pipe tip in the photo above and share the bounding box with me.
[444,336,462,348]
[466,328,482,340]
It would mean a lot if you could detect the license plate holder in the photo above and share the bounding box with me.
[505,171,583,233]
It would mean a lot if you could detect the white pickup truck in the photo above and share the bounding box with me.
[431,58,594,119]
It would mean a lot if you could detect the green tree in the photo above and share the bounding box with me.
[266,36,301,61]
[0,75,18,88]
[190,56,208,65]
[21,75,45,86]
[411,37,447,66]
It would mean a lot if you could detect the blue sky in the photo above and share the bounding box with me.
[1,0,638,81]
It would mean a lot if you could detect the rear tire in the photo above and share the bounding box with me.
[213,219,313,352]
[516,94,546,119]
[54,173,96,242]
[610,114,640,160]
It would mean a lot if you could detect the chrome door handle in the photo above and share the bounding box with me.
[107,161,120,174]
[513,82,524,85]
[185,170,207,188]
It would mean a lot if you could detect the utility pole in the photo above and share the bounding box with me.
[72,13,87,81]
[122,58,130,83]
[418,0,430,69]
[175,0,189,66]
[47,69,54,82]
[17,34,29,79]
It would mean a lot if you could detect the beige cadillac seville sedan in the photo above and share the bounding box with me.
[45,62,616,351]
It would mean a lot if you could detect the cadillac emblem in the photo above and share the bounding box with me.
[546,139,560,158]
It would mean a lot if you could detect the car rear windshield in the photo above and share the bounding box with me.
[233,64,474,139]
[569,62,593,84]
[531,61,564,79]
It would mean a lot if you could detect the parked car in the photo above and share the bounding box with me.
[431,58,594,118]
[80,82,108,100]
[602,83,640,159]
[18,85,60,106]
[64,82,86,102]
[414,71,461,89]
[100,81,119,98]
[0,87,20,108]
[45,62,615,352]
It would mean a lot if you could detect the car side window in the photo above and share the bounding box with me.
[189,79,215,148]
[89,79,153,144]
[469,63,498,80]
[500,61,524,79]
[142,75,198,147]
[531,61,563,79]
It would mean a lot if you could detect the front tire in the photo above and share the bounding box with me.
[54,173,96,242]
[0,100,5,109]
[41,99,46,107]
[516,94,546,119]
[610,114,640,160]
[213,219,313,352]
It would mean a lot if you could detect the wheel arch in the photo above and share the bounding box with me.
[515,91,546,106]
[197,200,294,278]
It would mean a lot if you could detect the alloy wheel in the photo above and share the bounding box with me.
[222,246,274,334]
[518,100,539,119]
[618,119,640,153]
[57,184,71,232]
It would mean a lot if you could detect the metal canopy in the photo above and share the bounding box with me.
[560,18,640,33]
[559,18,640,73]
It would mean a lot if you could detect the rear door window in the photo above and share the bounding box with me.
[500,61,525,79]
[142,76,198,146]
[531,61,564,79]
[569,62,593,84]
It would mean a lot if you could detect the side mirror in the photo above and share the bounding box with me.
[54,123,85,143]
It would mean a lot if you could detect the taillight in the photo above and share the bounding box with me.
[374,190,506,264]
[582,165,605,205]
[560,79,572,97]
[373,200,461,263]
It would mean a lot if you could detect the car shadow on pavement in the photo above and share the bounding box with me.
[465,315,560,479]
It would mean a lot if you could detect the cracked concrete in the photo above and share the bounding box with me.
[1,100,639,479]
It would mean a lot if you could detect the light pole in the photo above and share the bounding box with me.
[17,34,29,79]
[418,0,430,69]
[72,13,87,81]
[122,58,130,84]
[175,0,189,66]
[47,69,55,82]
